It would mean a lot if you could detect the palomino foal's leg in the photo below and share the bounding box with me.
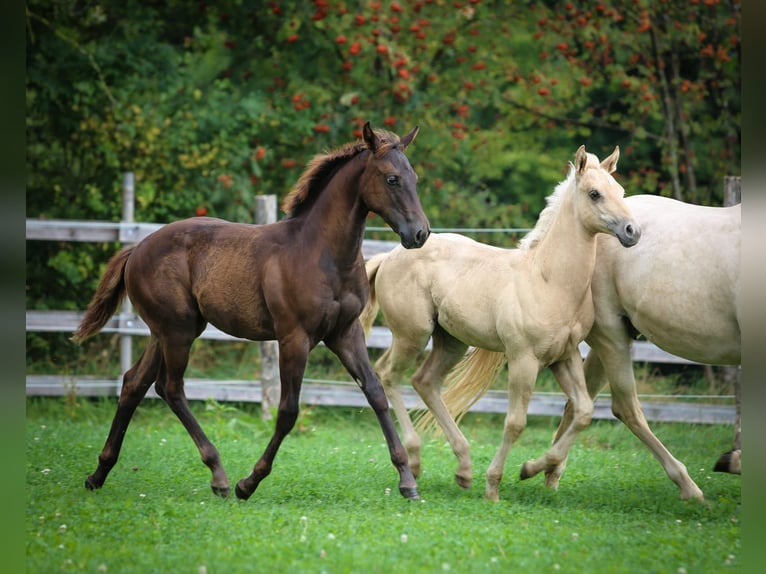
[86,338,162,491]
[544,350,610,489]
[158,339,230,497]
[326,324,419,500]
[520,351,594,483]
[410,329,472,489]
[376,340,425,479]
[485,354,539,502]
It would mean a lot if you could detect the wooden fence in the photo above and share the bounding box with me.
[25,176,736,424]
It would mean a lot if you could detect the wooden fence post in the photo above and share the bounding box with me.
[723,175,741,206]
[255,195,280,420]
[119,172,135,383]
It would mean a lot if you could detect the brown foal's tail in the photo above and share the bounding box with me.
[415,347,506,434]
[358,252,388,338]
[71,246,135,343]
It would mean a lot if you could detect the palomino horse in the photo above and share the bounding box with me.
[544,195,741,499]
[421,195,739,501]
[72,122,430,501]
[359,146,639,501]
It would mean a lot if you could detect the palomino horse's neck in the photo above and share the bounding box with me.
[530,183,598,300]
[296,152,370,265]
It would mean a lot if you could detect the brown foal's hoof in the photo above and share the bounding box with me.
[399,485,420,500]
[234,480,252,501]
[84,476,101,491]
[211,484,231,498]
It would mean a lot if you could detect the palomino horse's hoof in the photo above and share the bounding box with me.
[399,485,420,500]
[211,484,230,498]
[714,449,742,475]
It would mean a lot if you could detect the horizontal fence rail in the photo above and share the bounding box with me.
[25,219,401,260]
[26,312,733,424]
[26,186,735,425]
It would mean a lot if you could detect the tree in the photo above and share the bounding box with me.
[26,0,740,366]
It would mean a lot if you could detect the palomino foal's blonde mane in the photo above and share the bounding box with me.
[518,152,603,251]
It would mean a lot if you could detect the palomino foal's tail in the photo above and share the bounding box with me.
[71,246,135,344]
[415,348,506,434]
[358,252,388,338]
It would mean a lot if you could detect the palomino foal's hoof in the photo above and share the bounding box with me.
[455,473,472,490]
[399,485,420,500]
[519,461,534,481]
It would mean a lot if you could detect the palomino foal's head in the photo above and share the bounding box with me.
[573,145,640,247]
[358,122,430,249]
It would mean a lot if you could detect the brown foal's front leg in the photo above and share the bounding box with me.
[325,322,420,500]
[235,335,309,500]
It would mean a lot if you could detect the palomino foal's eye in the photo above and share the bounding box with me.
[386,175,400,187]
[589,189,601,201]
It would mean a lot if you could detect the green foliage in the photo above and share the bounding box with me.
[26,398,740,573]
[26,0,740,364]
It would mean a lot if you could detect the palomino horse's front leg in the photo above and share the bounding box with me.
[715,367,741,474]
[326,324,420,500]
[235,336,309,500]
[519,350,594,484]
[585,332,703,500]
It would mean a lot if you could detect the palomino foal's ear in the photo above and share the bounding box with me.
[600,145,620,174]
[574,145,588,175]
[399,125,420,150]
[362,121,378,153]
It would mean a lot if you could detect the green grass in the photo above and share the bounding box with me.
[26,397,740,573]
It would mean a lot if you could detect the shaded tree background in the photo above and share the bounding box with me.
[26,0,740,366]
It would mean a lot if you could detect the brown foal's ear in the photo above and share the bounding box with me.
[399,125,420,150]
[362,121,378,153]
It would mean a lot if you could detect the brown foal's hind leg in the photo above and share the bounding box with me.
[158,338,230,497]
[85,338,162,491]
[325,323,419,500]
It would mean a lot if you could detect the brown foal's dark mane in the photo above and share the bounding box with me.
[281,129,404,218]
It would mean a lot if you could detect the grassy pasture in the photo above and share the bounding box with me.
[26,397,740,573]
